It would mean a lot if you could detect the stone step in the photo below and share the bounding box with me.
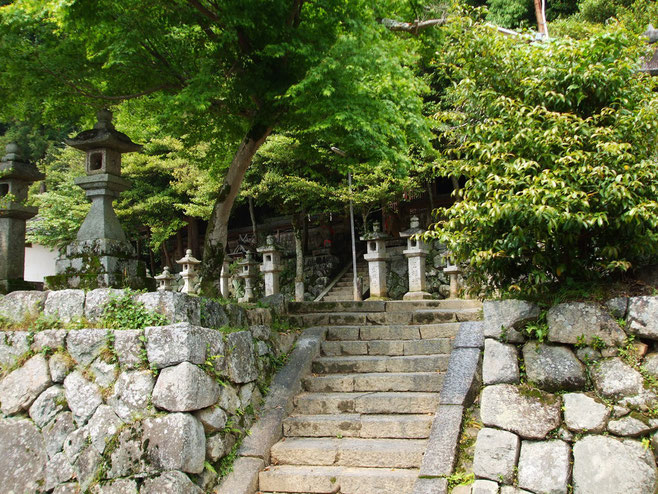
[288,299,481,314]
[303,372,444,393]
[283,413,433,439]
[270,437,426,468]
[293,392,439,414]
[321,338,452,356]
[312,355,449,374]
[288,309,480,326]
[325,323,460,341]
[259,465,418,494]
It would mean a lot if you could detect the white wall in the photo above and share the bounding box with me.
[24,244,57,282]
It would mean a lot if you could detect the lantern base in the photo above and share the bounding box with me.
[48,239,154,291]
[403,291,433,301]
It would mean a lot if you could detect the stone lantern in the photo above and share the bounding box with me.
[176,249,201,294]
[360,221,390,299]
[400,216,431,300]
[220,258,231,298]
[154,266,174,292]
[0,143,44,293]
[257,235,282,296]
[443,253,462,299]
[52,109,150,289]
[238,251,259,303]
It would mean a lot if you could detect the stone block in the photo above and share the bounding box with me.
[108,370,155,422]
[523,343,586,391]
[135,291,201,325]
[49,352,73,383]
[439,347,481,406]
[0,290,47,322]
[87,404,123,454]
[142,413,205,473]
[113,329,143,370]
[573,435,657,494]
[106,423,146,479]
[0,331,29,367]
[45,289,85,322]
[547,302,626,346]
[152,361,220,412]
[29,384,67,428]
[141,471,202,494]
[0,353,51,414]
[591,357,644,400]
[608,415,655,437]
[563,392,609,433]
[412,477,448,494]
[200,297,230,328]
[0,419,47,493]
[473,427,520,483]
[215,456,264,494]
[226,330,258,384]
[250,324,271,340]
[94,478,138,494]
[453,320,485,349]
[67,328,108,366]
[43,411,75,459]
[480,384,561,439]
[84,288,124,322]
[483,338,519,385]
[45,451,74,490]
[195,405,228,433]
[483,299,539,342]
[32,329,67,352]
[627,296,658,340]
[471,479,500,494]
[64,370,102,425]
[419,404,464,477]
[145,322,208,369]
[517,440,570,494]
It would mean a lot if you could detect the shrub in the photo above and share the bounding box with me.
[427,22,658,296]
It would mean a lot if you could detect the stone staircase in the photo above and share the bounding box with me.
[258,299,482,494]
[320,261,369,302]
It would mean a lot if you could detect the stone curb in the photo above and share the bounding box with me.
[215,326,326,494]
[412,321,484,494]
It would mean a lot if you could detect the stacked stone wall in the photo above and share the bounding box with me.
[0,289,296,494]
[472,297,658,494]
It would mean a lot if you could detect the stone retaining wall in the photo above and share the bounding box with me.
[472,297,658,494]
[0,289,296,494]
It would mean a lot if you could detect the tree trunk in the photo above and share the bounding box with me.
[176,230,184,260]
[533,0,548,37]
[187,216,199,255]
[292,213,304,283]
[248,195,259,245]
[200,125,273,296]
[302,208,309,254]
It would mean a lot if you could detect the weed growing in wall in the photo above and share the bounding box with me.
[101,291,168,329]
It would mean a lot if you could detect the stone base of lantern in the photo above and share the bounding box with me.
[403,290,433,301]
[48,239,154,290]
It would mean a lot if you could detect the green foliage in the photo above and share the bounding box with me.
[101,292,168,330]
[486,0,533,29]
[427,20,658,297]
[521,312,549,342]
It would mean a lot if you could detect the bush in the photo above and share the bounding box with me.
[427,22,658,296]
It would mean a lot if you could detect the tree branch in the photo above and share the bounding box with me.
[186,0,221,22]
[287,0,305,27]
[380,16,447,34]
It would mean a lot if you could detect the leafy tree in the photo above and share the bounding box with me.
[486,0,534,29]
[0,0,434,296]
[426,18,658,296]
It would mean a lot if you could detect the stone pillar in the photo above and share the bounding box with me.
[52,109,151,289]
[238,252,259,303]
[401,216,431,300]
[444,254,462,299]
[0,143,44,293]
[360,221,390,300]
[154,266,174,291]
[257,235,282,296]
[220,259,231,298]
[295,281,305,302]
[176,249,201,294]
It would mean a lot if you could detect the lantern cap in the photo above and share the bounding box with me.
[66,109,142,153]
